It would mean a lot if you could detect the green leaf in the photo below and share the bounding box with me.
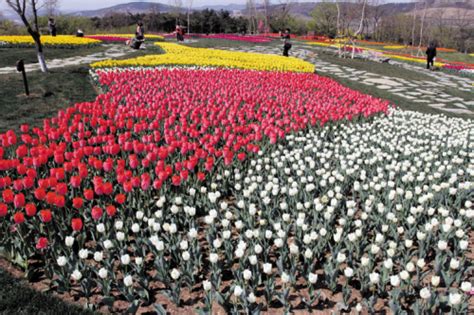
[127,299,140,314]
[154,303,167,315]
[101,296,115,307]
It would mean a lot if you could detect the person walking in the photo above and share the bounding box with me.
[282,28,292,57]
[48,18,57,37]
[426,42,437,70]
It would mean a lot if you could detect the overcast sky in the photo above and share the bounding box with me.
[1,0,415,12]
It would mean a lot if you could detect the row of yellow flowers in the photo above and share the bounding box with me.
[0,35,100,47]
[91,42,315,73]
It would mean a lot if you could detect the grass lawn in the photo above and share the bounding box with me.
[0,265,95,315]
[184,37,276,49]
[309,47,436,82]
[0,65,98,133]
[0,46,109,68]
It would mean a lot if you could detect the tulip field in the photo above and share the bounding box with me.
[0,38,473,314]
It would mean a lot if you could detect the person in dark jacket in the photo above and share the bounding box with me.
[136,22,145,41]
[48,18,57,37]
[426,43,437,70]
[282,28,291,57]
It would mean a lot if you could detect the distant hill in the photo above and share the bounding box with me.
[71,2,177,17]
[264,1,474,22]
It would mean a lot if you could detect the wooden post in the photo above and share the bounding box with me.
[16,59,29,96]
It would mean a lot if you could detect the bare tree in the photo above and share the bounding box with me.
[410,2,418,47]
[170,0,183,25]
[44,0,59,17]
[262,0,271,33]
[185,0,193,33]
[6,0,48,72]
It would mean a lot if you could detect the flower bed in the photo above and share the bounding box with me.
[192,34,272,43]
[85,34,164,42]
[0,35,101,48]
[0,63,396,313]
[91,42,315,72]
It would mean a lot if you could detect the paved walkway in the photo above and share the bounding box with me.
[222,44,474,116]
[0,44,137,74]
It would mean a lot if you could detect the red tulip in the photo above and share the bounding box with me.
[25,203,37,217]
[106,205,117,217]
[13,212,24,224]
[91,206,103,221]
[171,175,181,186]
[115,193,126,204]
[0,203,7,217]
[71,218,83,231]
[34,187,46,200]
[84,189,94,201]
[2,189,14,203]
[39,209,52,223]
[73,197,84,209]
[13,193,25,208]
[36,237,48,250]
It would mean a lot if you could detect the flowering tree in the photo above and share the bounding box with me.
[5,0,48,72]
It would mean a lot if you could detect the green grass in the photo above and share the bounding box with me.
[0,65,98,133]
[309,48,436,82]
[0,46,108,68]
[183,37,276,49]
[0,267,95,315]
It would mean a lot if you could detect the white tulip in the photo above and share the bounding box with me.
[79,249,89,260]
[94,251,103,262]
[449,258,460,270]
[65,236,74,247]
[123,275,133,287]
[209,253,219,264]
[344,267,354,278]
[247,292,256,303]
[203,280,212,291]
[400,270,410,281]
[96,223,106,233]
[390,275,400,287]
[281,272,290,283]
[71,270,82,281]
[103,239,113,249]
[431,275,440,287]
[233,285,243,297]
[460,282,472,292]
[131,223,140,233]
[57,256,67,267]
[369,272,380,284]
[121,254,131,265]
[115,220,123,230]
[116,231,125,241]
[170,268,180,280]
[420,288,431,299]
[438,240,448,251]
[308,272,318,284]
[263,263,272,275]
[448,292,461,305]
[182,251,190,261]
[243,269,252,281]
[248,255,258,265]
[98,268,108,279]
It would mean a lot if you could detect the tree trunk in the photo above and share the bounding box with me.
[187,11,190,34]
[33,34,48,73]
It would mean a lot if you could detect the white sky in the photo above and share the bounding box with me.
[0,0,415,12]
